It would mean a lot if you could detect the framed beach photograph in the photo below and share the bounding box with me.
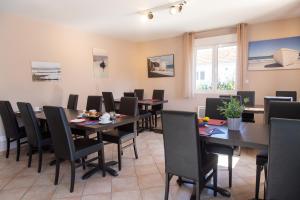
[147,54,175,78]
[31,61,61,81]
[248,36,300,71]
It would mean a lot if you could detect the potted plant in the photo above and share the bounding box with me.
[218,97,245,131]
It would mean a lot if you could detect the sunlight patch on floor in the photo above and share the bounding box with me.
[217,154,240,168]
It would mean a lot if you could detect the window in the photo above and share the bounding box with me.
[193,34,237,93]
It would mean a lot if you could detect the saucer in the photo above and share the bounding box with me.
[99,120,112,124]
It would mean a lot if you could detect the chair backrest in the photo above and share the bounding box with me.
[134,89,144,100]
[276,91,297,101]
[102,92,116,112]
[266,118,300,199]
[205,98,230,120]
[268,101,300,124]
[43,106,76,161]
[123,92,135,97]
[152,90,164,111]
[162,111,201,181]
[67,94,79,110]
[237,91,255,106]
[264,96,292,124]
[118,97,138,133]
[17,102,41,147]
[0,101,20,139]
[86,96,102,112]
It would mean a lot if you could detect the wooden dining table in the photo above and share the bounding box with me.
[186,122,269,199]
[244,105,265,114]
[16,108,139,178]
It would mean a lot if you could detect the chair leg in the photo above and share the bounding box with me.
[213,166,218,197]
[154,114,157,127]
[264,164,268,180]
[195,181,200,200]
[70,161,75,193]
[37,148,43,173]
[228,155,232,188]
[98,148,106,177]
[133,138,138,159]
[255,165,263,200]
[28,145,32,168]
[82,158,86,170]
[16,139,21,161]
[54,159,60,185]
[117,142,122,171]
[164,173,172,200]
[6,138,10,158]
[149,116,152,129]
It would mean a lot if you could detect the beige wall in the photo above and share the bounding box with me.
[0,14,139,150]
[137,17,300,113]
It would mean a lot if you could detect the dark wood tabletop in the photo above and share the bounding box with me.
[114,99,168,106]
[200,123,269,150]
[244,105,264,114]
[17,109,138,132]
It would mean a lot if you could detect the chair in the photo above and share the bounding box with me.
[266,118,300,199]
[0,101,27,161]
[134,89,144,100]
[151,90,164,127]
[255,101,300,199]
[237,91,255,123]
[67,94,79,110]
[263,96,292,124]
[124,92,135,97]
[17,102,52,172]
[86,96,102,112]
[102,92,117,112]
[205,98,234,188]
[43,106,105,192]
[102,97,138,171]
[276,90,297,101]
[162,110,218,200]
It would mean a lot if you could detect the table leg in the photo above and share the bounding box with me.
[82,161,119,179]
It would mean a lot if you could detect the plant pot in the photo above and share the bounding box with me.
[227,118,241,131]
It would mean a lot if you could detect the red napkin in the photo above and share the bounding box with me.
[207,119,226,126]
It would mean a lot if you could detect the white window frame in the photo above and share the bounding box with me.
[193,34,237,95]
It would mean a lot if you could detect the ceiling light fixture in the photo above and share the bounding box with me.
[169,1,186,15]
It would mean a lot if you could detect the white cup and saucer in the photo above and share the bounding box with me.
[34,107,42,112]
[99,112,112,124]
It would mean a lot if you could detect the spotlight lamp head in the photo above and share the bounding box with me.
[147,11,154,20]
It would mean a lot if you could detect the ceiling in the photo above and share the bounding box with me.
[0,0,300,42]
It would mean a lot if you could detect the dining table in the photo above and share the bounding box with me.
[115,98,168,133]
[244,105,265,114]
[185,122,269,199]
[16,108,139,178]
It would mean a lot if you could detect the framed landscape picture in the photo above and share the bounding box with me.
[147,54,174,78]
[248,36,300,71]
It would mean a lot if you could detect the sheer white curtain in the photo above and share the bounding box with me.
[183,32,194,98]
[237,23,248,90]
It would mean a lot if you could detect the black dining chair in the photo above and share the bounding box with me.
[123,92,135,97]
[151,89,164,127]
[134,89,144,100]
[0,101,27,161]
[276,90,297,101]
[162,110,218,200]
[263,96,292,124]
[266,118,300,199]
[67,94,79,110]
[254,101,300,200]
[102,92,117,113]
[43,106,105,192]
[237,91,255,123]
[205,97,234,188]
[102,97,138,171]
[86,96,102,112]
[17,102,52,172]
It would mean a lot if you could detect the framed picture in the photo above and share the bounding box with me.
[147,54,175,77]
[31,61,61,81]
[248,36,300,71]
[93,48,109,78]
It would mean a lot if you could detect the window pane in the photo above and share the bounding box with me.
[195,48,213,91]
[217,45,237,91]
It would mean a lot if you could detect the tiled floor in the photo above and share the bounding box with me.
[0,131,265,200]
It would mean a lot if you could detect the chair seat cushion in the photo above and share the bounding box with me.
[201,153,218,175]
[74,138,103,160]
[256,150,268,166]
[102,130,135,144]
[206,143,234,156]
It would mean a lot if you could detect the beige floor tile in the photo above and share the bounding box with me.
[0,187,29,200]
[81,193,111,200]
[112,190,141,200]
[0,178,11,189]
[52,182,85,199]
[135,164,159,176]
[141,187,167,200]
[4,175,37,190]
[112,177,139,192]
[134,156,155,166]
[22,185,56,200]
[83,179,111,195]
[138,174,164,189]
